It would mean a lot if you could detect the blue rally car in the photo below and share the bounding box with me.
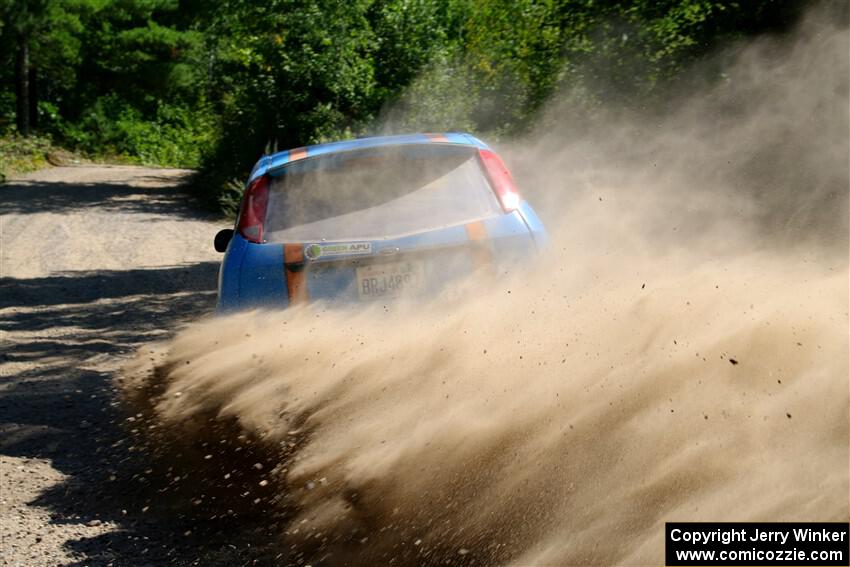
[213,133,547,310]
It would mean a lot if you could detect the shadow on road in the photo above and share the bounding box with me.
[0,175,218,221]
[1,171,282,566]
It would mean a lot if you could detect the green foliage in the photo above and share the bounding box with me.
[216,177,248,218]
[57,95,215,167]
[0,131,53,178]
[0,0,814,209]
[0,0,211,166]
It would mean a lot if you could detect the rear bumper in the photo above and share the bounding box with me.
[217,208,547,312]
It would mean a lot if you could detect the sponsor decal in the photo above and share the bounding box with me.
[305,242,372,260]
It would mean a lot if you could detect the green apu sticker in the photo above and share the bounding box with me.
[305,242,372,259]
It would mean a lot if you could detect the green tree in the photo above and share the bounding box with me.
[0,0,817,207]
[0,0,88,135]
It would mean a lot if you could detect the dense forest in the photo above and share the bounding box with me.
[0,0,815,209]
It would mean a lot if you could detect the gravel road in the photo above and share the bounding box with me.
[0,166,273,566]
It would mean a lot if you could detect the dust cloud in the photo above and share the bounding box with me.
[120,7,848,566]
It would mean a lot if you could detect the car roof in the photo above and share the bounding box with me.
[249,132,490,182]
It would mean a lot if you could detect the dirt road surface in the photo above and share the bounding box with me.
[0,166,270,566]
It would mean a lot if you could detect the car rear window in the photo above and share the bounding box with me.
[263,144,502,242]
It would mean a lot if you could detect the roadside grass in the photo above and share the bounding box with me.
[0,134,54,181]
[0,132,160,183]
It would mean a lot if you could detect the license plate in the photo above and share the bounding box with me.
[356,260,425,300]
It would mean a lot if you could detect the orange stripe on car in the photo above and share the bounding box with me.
[284,244,309,304]
[288,147,308,162]
[465,221,487,241]
[465,221,493,272]
[427,134,449,143]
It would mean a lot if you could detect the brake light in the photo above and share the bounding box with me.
[238,175,269,243]
[478,149,521,212]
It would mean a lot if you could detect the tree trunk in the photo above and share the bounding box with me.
[29,65,38,130]
[15,40,30,136]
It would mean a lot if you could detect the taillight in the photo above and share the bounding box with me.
[478,149,521,212]
[238,175,269,243]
